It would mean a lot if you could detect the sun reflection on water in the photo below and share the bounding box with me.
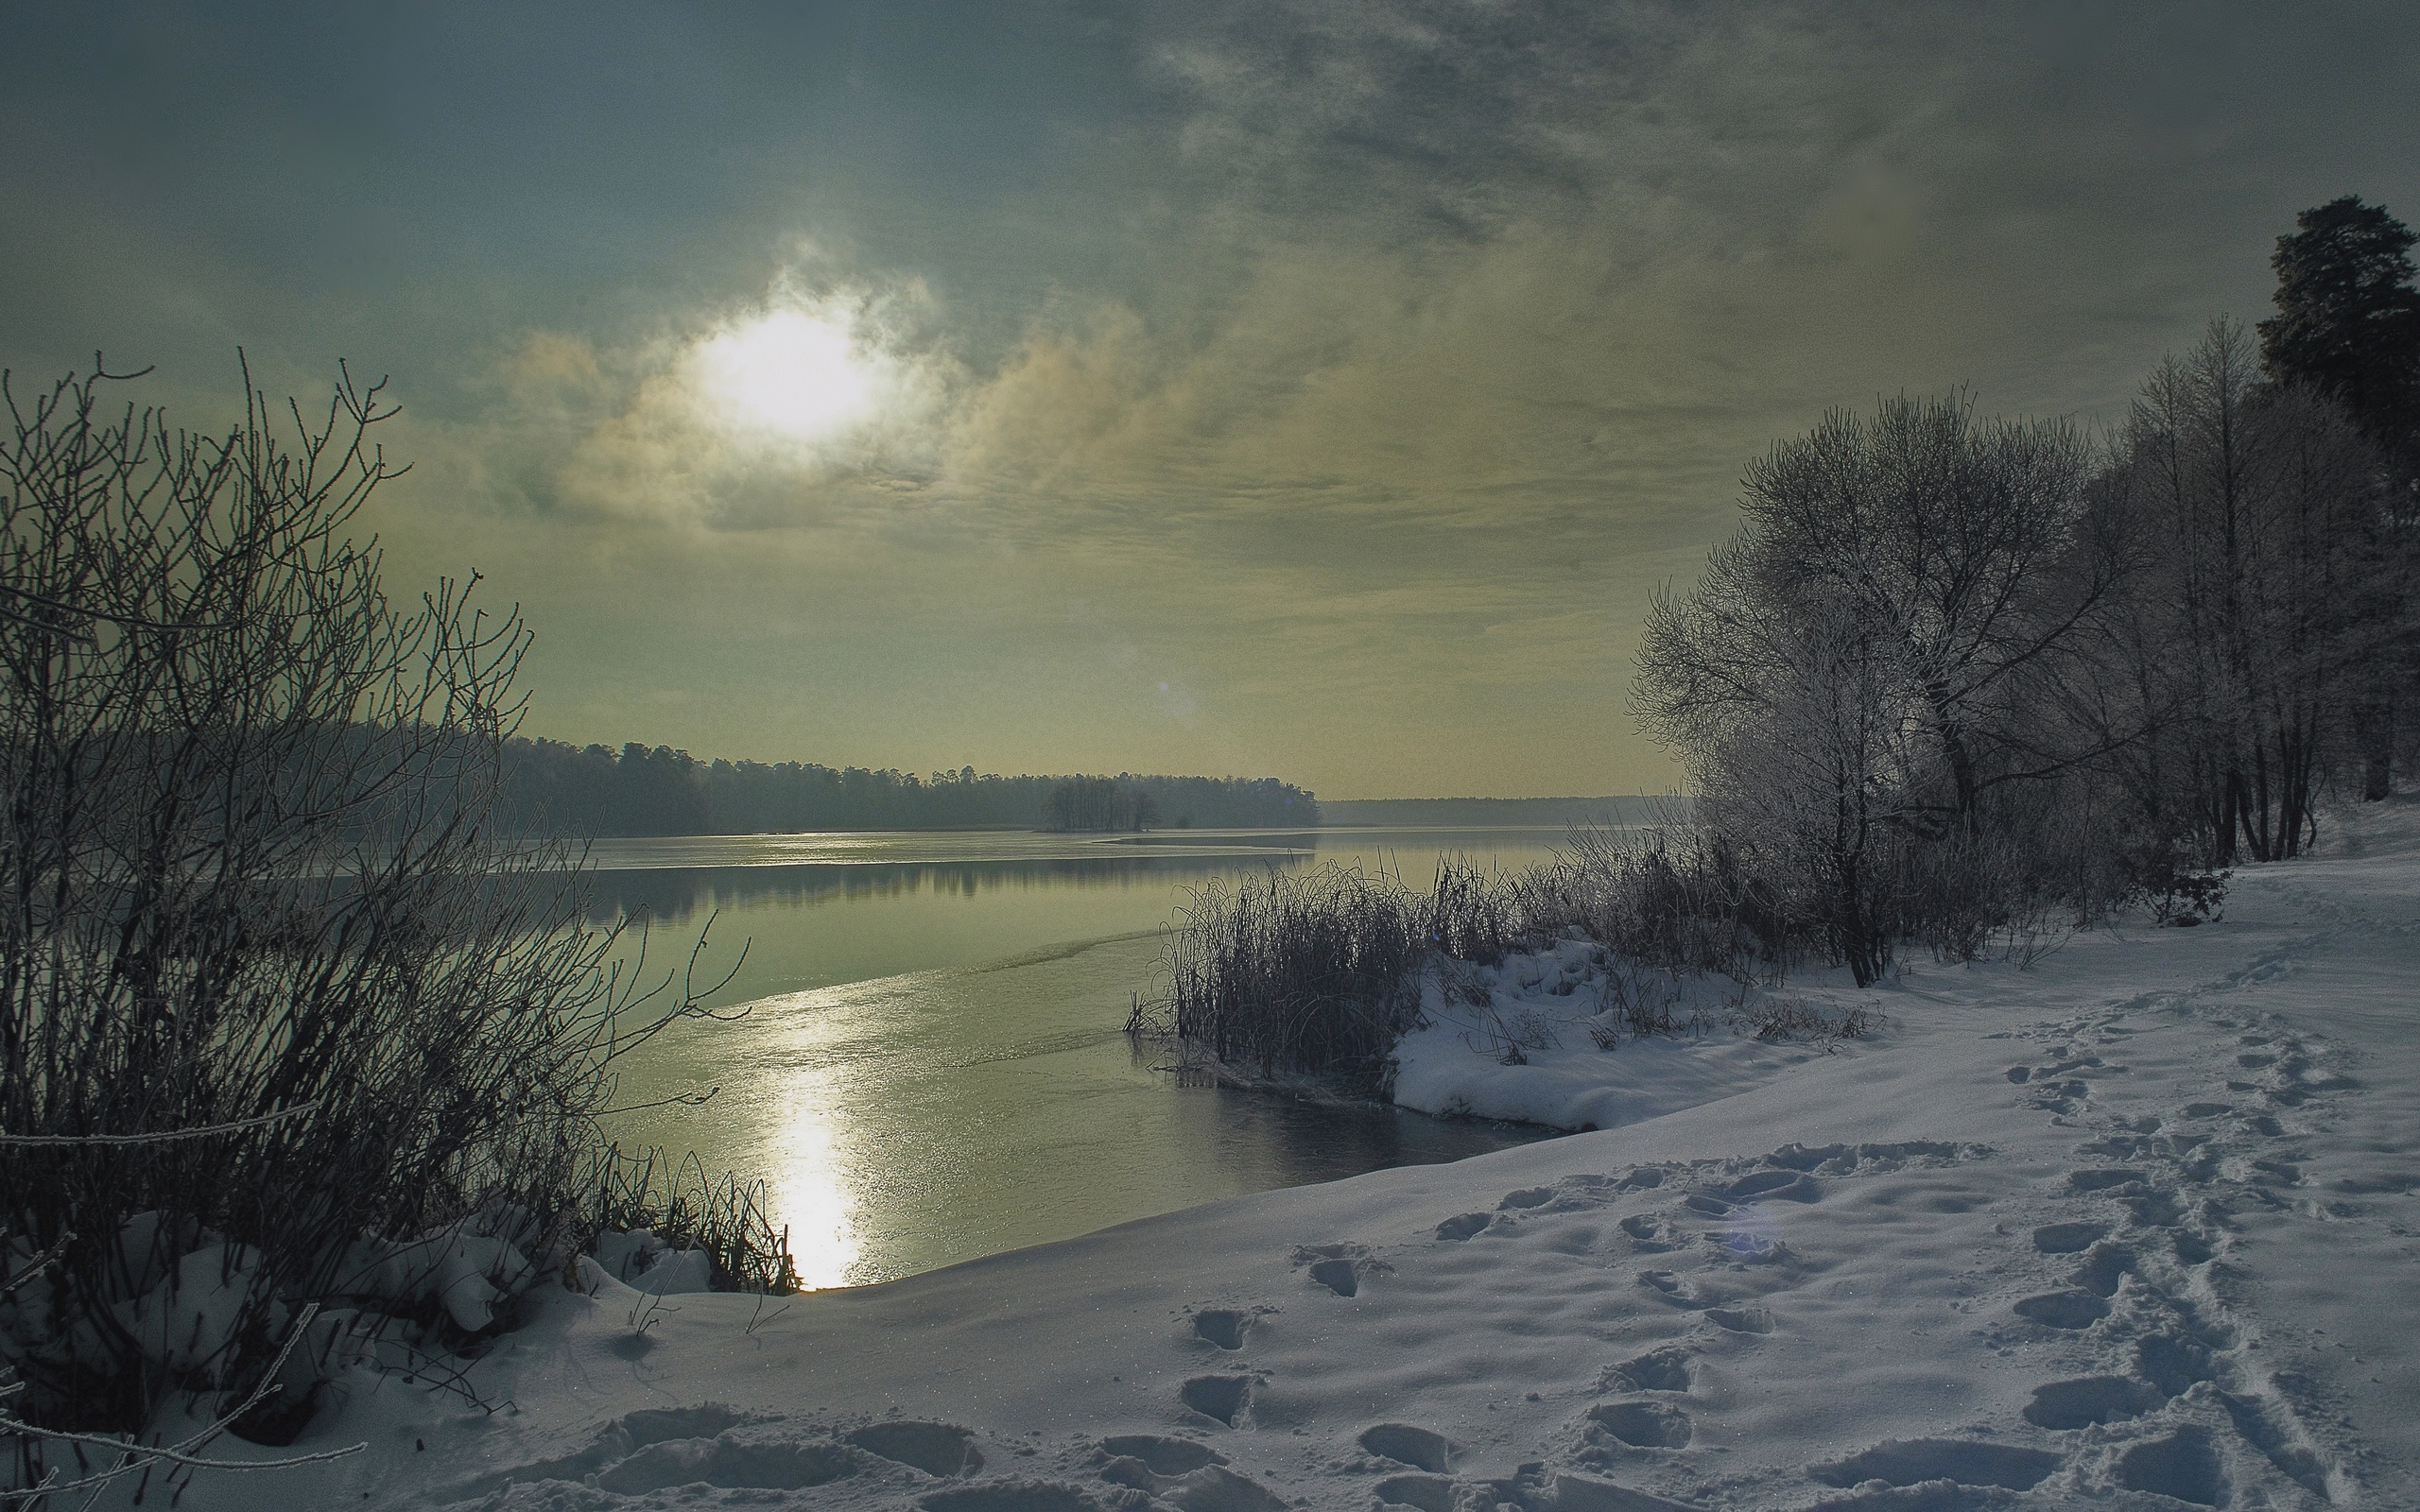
[772,1088,859,1290]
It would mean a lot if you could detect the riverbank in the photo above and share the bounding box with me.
[160,799,2420,1509]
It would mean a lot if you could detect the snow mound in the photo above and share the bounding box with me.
[1392,939,1876,1130]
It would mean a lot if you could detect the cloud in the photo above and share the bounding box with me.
[432,254,964,534]
[306,0,2420,795]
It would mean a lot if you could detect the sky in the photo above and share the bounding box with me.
[2,2,2414,799]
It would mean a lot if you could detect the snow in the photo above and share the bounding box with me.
[131,799,2420,1509]
[1391,938,1857,1133]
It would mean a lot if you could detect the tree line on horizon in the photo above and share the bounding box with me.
[493,736,1320,835]
[1634,196,2420,983]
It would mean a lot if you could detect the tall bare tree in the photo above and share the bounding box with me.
[2106,321,2394,861]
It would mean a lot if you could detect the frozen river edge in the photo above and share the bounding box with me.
[177,802,2420,1511]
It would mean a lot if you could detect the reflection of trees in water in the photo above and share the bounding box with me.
[585,855,1304,925]
[1208,1086,1543,1181]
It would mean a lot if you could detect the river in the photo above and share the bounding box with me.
[584,828,1575,1288]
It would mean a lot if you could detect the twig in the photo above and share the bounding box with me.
[0,1304,366,1503]
[596,1087,718,1117]
[0,1232,72,1298]
[0,1104,321,1147]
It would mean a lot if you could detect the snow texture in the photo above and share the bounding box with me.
[121,799,2420,1510]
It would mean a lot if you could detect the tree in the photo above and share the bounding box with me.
[2259,198,2420,798]
[1043,775,1158,832]
[2259,196,2420,480]
[1634,393,2111,981]
[1639,536,1920,983]
[2105,321,2395,858]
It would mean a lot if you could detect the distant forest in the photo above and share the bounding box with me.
[494,737,1319,835]
[1319,796,1665,828]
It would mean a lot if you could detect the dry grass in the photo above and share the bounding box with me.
[578,1145,799,1296]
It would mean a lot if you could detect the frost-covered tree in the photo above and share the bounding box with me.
[1634,394,2113,980]
[2259,199,2420,797]
[2105,321,2398,858]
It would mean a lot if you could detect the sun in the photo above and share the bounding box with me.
[694,307,882,442]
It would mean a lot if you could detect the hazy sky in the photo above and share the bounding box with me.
[4,3,2414,798]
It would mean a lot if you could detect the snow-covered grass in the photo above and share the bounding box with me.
[103,799,2420,1510]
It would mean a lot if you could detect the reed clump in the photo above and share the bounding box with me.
[1133,863,1430,1089]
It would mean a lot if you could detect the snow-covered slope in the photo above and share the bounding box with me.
[164,801,2420,1510]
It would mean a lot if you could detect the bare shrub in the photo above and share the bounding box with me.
[1521,822,1784,978]
[0,360,752,1471]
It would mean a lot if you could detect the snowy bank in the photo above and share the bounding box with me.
[130,800,2420,1510]
[1391,936,1874,1133]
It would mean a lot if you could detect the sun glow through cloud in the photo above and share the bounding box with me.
[694,306,884,443]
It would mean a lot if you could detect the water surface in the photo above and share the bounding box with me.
[592,828,1573,1288]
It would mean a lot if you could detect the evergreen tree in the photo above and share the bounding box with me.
[2257,196,2420,482]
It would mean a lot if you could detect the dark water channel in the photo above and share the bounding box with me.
[588,829,1567,1288]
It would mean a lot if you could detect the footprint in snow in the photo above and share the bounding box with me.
[1097,1435,1219,1476]
[1189,1307,1252,1350]
[1434,1212,1494,1242]
[2135,1333,2213,1396]
[1357,1422,1458,1473]
[435,1406,885,1503]
[1703,1304,1773,1334]
[1601,1345,1693,1393]
[2029,1078,2091,1114]
[850,1420,983,1477]
[2012,1290,2110,1330]
[1180,1374,1253,1426]
[2067,1241,2136,1298]
[1290,1242,1390,1297]
[1370,1472,1461,1512]
[1584,1400,1691,1449]
[1809,1438,2062,1492]
[1633,1269,1701,1307]
[2250,1158,2304,1188]
[2125,1189,2185,1228]
[2113,1425,2224,1506]
[1722,1168,1821,1203]
[602,1435,866,1495]
[2022,1375,2160,1429]
[1095,1438,1285,1512]
[2031,1220,2109,1254]
[1617,1212,1681,1252]
[2077,1134,2144,1158]
[921,1481,1120,1512]
[2066,1167,2148,1193]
